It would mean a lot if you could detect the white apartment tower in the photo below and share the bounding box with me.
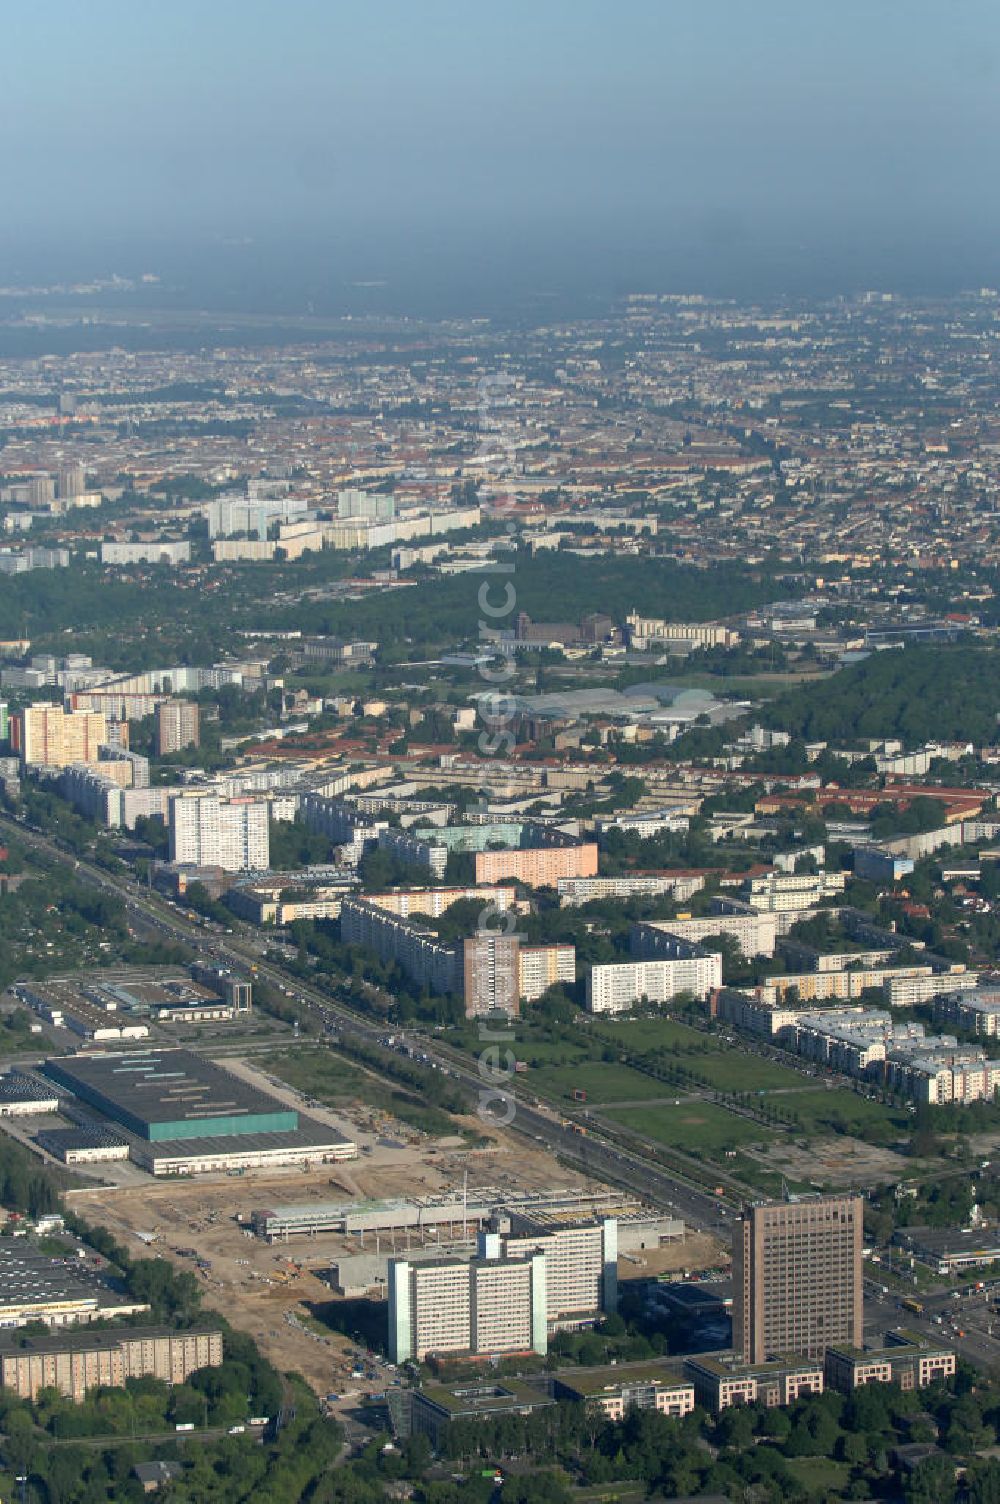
[168,794,269,872]
[388,1246,547,1364]
[499,1216,618,1329]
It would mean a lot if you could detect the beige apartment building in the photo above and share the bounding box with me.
[517,943,576,1000]
[156,698,200,755]
[13,704,107,767]
[0,1327,223,1402]
[733,1195,863,1363]
[475,843,598,887]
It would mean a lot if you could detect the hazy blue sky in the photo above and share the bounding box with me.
[3,1,999,304]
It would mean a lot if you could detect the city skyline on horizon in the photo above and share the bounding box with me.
[3,2,1000,309]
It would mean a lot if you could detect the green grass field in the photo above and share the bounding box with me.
[266,1047,360,1104]
[263,1046,459,1136]
[528,1062,683,1105]
[589,1017,809,1093]
[512,1040,594,1068]
[681,1052,810,1094]
[453,1011,912,1158]
[604,1101,768,1154]
[778,1087,908,1140]
[589,1017,709,1052]
[783,1456,852,1493]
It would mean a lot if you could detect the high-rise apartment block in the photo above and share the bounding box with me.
[499,1215,618,1330]
[12,705,107,768]
[57,462,86,500]
[733,1195,863,1363]
[388,1247,547,1364]
[156,699,200,756]
[463,933,521,1016]
[169,794,269,872]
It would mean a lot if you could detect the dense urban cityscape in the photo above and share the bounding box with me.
[0,278,999,1502]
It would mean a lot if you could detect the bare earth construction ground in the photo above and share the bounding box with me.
[70,1136,723,1392]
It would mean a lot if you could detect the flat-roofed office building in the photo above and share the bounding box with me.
[733,1195,863,1363]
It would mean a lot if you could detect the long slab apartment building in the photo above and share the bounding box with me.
[376,822,598,884]
[0,1327,224,1403]
[340,888,575,1016]
[557,871,706,907]
[587,927,722,1014]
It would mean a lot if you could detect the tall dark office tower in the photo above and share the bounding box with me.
[57,462,85,499]
[733,1194,863,1363]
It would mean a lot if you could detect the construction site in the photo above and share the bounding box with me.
[68,1128,722,1394]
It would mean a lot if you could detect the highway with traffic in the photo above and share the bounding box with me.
[0,812,732,1236]
[8,811,1000,1368]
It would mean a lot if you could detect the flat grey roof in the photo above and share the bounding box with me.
[895,1226,1000,1257]
[36,1127,128,1153]
[43,1049,290,1127]
[0,1325,221,1358]
[0,1244,135,1312]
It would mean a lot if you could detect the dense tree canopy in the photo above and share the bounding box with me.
[761,644,1000,748]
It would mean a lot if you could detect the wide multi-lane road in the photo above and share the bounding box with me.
[864,1278,1000,1371]
[1,812,732,1235]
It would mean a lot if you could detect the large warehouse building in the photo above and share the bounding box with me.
[42,1049,356,1175]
